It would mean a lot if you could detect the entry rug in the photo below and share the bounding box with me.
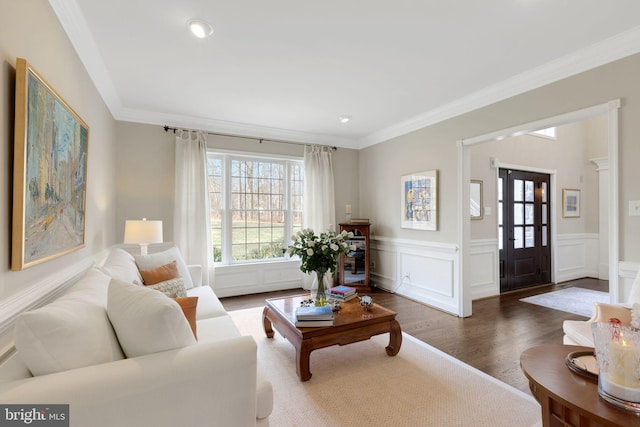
[520,287,608,317]
[230,307,541,427]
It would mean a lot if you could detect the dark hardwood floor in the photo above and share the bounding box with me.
[220,278,606,394]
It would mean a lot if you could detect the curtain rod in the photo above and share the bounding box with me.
[163,125,337,151]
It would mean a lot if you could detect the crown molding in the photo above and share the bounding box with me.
[357,26,640,149]
[50,0,640,151]
[116,107,360,149]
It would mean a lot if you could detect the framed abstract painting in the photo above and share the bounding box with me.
[12,58,89,271]
[401,170,438,231]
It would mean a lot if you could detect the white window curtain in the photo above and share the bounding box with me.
[174,130,212,286]
[302,145,336,289]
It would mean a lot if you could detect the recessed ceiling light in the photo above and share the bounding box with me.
[188,19,214,39]
[339,116,350,123]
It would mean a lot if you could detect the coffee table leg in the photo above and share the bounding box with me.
[262,307,274,338]
[296,340,313,381]
[385,319,402,356]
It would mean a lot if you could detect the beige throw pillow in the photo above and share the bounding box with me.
[146,277,188,298]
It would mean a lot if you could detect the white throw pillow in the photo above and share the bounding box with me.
[147,277,188,298]
[107,279,196,358]
[14,269,124,376]
[100,248,144,285]
[134,246,194,289]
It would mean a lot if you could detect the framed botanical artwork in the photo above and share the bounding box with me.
[562,188,580,218]
[12,58,89,271]
[401,170,438,231]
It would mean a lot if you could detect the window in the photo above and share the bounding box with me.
[207,152,303,264]
[530,127,556,139]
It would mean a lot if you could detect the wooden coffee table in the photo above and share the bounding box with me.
[262,294,402,381]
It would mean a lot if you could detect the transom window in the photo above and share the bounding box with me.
[207,152,303,264]
[530,127,556,139]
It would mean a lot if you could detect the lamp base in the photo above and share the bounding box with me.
[139,244,149,256]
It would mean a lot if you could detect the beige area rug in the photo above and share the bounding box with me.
[229,307,542,427]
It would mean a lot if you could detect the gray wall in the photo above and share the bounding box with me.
[115,123,360,243]
[360,53,640,264]
[0,0,117,302]
[470,116,607,240]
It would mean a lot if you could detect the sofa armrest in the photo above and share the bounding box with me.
[187,264,203,287]
[592,302,632,325]
[0,336,258,427]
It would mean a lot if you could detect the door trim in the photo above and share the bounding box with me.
[458,99,620,317]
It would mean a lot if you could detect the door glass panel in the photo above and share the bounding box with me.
[514,179,523,202]
[498,178,503,201]
[525,226,534,248]
[542,226,547,246]
[514,203,523,225]
[498,202,503,225]
[542,205,547,224]
[525,180,534,202]
[514,227,523,249]
[525,204,534,225]
[498,227,503,250]
[541,182,547,203]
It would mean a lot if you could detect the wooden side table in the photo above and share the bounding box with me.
[520,344,640,427]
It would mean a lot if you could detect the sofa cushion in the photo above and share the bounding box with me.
[173,297,199,339]
[139,261,179,285]
[186,285,228,320]
[107,279,196,358]
[100,248,143,285]
[196,315,243,344]
[562,319,595,347]
[135,247,194,289]
[14,269,125,376]
[146,277,188,298]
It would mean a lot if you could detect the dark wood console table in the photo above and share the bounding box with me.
[520,344,640,427]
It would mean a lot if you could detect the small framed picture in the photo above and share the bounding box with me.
[401,170,437,231]
[562,189,580,218]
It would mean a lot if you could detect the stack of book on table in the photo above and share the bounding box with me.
[294,305,334,327]
[327,285,357,301]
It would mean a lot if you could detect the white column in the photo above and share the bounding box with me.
[591,157,609,280]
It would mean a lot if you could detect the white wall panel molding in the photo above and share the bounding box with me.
[616,261,640,303]
[0,257,95,338]
[469,239,499,300]
[371,236,460,315]
[556,233,599,283]
[212,260,303,298]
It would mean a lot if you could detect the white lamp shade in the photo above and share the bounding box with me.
[124,220,163,244]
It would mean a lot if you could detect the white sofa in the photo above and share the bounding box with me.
[0,247,272,427]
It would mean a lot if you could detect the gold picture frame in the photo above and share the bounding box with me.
[401,170,438,231]
[562,188,580,218]
[12,58,89,271]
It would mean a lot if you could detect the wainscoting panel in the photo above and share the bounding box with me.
[556,233,599,283]
[213,261,303,298]
[618,261,640,303]
[469,239,499,299]
[371,237,459,315]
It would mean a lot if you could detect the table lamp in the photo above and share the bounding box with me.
[123,218,163,256]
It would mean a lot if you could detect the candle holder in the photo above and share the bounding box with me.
[345,213,352,222]
[592,322,640,412]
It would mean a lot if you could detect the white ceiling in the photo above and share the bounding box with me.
[50,0,640,149]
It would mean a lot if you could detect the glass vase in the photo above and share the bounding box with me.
[312,270,328,306]
[592,322,640,412]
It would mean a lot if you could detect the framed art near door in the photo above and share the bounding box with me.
[12,58,89,271]
[562,189,580,218]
